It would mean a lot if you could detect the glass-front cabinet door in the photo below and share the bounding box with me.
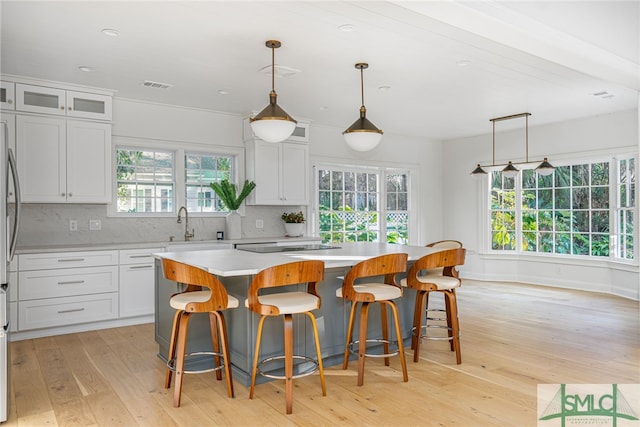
[16,83,66,116]
[0,81,15,110]
[66,91,112,121]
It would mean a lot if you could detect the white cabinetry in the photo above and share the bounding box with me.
[119,247,162,318]
[245,139,309,205]
[8,258,17,333]
[16,115,111,203]
[0,81,15,110]
[15,83,112,121]
[17,251,119,331]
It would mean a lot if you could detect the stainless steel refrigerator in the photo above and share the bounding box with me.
[0,120,21,423]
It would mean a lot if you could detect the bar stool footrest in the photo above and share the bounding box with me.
[257,355,319,380]
[348,339,400,358]
[412,325,460,342]
[167,351,228,375]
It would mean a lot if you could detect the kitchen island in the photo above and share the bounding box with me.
[154,242,437,386]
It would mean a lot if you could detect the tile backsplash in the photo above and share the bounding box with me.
[17,204,308,247]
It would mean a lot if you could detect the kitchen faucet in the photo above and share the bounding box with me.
[177,206,194,241]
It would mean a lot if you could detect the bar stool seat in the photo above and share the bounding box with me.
[161,258,236,408]
[245,292,317,313]
[336,283,402,300]
[405,275,460,290]
[173,291,239,310]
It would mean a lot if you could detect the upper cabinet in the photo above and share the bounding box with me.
[17,115,112,203]
[15,83,112,121]
[0,81,15,110]
[245,139,309,205]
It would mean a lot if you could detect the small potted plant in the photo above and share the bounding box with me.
[281,211,305,237]
[210,179,256,239]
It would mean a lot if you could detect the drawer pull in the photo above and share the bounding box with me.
[58,308,85,314]
[129,265,152,270]
[57,280,85,285]
[129,255,151,259]
[58,258,85,263]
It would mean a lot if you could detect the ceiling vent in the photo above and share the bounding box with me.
[258,64,300,78]
[142,80,172,89]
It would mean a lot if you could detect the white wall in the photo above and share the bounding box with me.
[443,109,640,299]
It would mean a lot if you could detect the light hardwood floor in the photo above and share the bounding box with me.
[6,280,640,426]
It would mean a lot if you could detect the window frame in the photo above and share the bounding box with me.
[312,161,417,244]
[481,152,637,264]
[110,136,244,217]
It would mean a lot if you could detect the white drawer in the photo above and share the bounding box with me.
[19,250,118,271]
[18,293,118,331]
[119,247,163,265]
[19,266,118,300]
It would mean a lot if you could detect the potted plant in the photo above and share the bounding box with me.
[281,211,305,237]
[210,179,256,239]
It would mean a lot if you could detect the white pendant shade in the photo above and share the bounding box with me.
[250,118,296,143]
[344,131,383,152]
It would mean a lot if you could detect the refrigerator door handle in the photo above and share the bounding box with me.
[8,147,20,262]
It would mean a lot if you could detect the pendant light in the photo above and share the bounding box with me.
[343,63,383,151]
[470,113,554,177]
[250,40,297,143]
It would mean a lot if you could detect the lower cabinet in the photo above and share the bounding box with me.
[119,247,162,318]
[17,250,119,332]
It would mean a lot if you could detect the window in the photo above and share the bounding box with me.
[488,157,635,260]
[116,149,174,213]
[185,152,233,213]
[114,142,242,216]
[317,166,410,244]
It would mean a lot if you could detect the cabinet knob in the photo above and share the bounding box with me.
[60,106,65,110]
[68,107,73,110]
[7,100,12,104]
[68,193,73,197]
[61,193,65,196]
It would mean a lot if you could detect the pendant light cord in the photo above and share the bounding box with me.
[360,66,365,108]
[271,44,275,93]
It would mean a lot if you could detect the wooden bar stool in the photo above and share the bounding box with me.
[246,260,326,415]
[161,258,238,407]
[337,253,409,386]
[401,248,466,363]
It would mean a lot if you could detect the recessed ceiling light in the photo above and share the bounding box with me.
[78,66,93,72]
[338,24,355,32]
[218,90,229,95]
[101,28,119,37]
[319,106,329,110]
[456,60,472,67]
[378,85,391,91]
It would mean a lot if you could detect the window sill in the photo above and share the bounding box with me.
[476,251,639,272]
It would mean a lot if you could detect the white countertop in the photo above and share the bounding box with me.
[154,242,436,277]
[16,236,321,254]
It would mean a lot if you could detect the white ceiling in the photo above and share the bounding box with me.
[1,1,638,141]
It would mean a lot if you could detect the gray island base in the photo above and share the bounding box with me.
[154,242,437,386]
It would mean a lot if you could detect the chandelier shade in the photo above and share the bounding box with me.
[343,63,383,151]
[250,40,297,143]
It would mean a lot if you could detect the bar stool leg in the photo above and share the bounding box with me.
[387,300,408,382]
[357,302,370,386]
[165,309,183,388]
[444,290,462,364]
[214,311,234,398]
[342,302,358,370]
[173,311,192,407]
[283,313,294,414]
[380,303,390,367]
[306,312,327,396]
[249,315,267,399]
[209,313,222,381]
[412,290,427,363]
